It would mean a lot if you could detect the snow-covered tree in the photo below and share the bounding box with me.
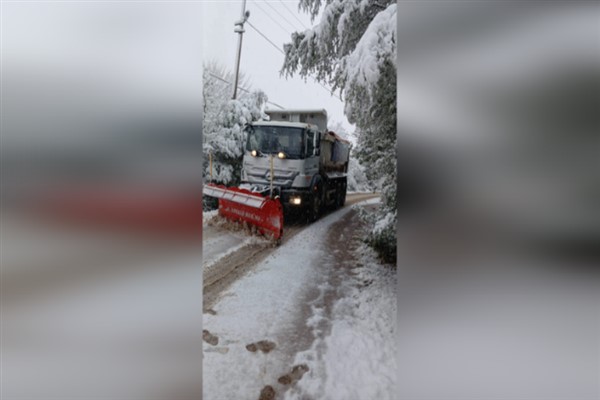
[203,62,267,209]
[281,1,396,263]
[347,155,370,193]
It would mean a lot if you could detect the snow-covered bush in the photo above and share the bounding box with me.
[347,156,370,192]
[203,62,267,210]
[282,1,396,262]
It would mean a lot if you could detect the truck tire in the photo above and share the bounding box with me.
[336,181,347,208]
[308,187,322,222]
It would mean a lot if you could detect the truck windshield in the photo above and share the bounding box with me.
[246,126,305,159]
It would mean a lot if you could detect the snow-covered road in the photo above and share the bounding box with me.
[203,197,396,400]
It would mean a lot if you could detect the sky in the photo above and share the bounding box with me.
[202,1,354,133]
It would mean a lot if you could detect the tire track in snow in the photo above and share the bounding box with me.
[202,193,378,312]
[202,195,382,399]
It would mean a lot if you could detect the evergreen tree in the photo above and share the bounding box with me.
[281,1,397,263]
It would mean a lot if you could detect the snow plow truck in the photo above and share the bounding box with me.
[204,109,351,241]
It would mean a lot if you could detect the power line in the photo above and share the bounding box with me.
[206,71,285,109]
[278,0,309,30]
[207,71,251,93]
[245,20,343,102]
[260,0,302,32]
[251,1,292,36]
[267,101,285,109]
[314,80,342,102]
[246,20,285,55]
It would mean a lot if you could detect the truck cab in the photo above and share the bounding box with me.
[241,109,350,220]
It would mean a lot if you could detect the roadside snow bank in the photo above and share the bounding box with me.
[285,216,396,400]
[203,235,268,280]
[203,213,272,277]
[351,196,381,208]
[202,225,250,270]
[203,209,218,225]
[321,245,396,400]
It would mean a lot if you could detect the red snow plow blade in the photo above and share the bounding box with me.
[204,184,283,240]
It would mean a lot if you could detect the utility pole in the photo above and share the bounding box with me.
[232,0,249,100]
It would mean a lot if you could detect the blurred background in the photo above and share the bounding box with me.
[2,2,203,399]
[396,2,599,399]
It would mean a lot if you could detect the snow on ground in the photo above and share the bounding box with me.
[351,196,380,207]
[203,230,247,268]
[284,217,397,400]
[203,213,270,275]
[203,198,396,399]
[203,227,268,281]
[203,207,353,399]
[203,209,218,225]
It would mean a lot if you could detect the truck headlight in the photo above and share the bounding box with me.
[251,149,258,157]
[291,197,301,205]
[278,151,286,159]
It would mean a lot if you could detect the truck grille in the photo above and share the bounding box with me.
[245,167,298,188]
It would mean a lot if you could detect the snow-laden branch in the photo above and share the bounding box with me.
[343,4,396,90]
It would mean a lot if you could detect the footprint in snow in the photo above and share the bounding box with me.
[258,385,275,400]
[277,364,310,385]
[202,329,219,346]
[246,340,276,353]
